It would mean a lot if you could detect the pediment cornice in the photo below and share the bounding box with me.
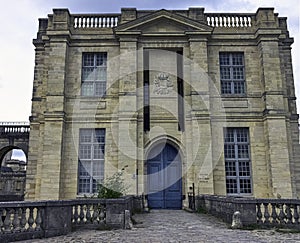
[114,9,213,36]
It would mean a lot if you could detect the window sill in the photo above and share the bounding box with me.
[76,193,98,199]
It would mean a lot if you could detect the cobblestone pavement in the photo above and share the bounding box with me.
[21,210,300,243]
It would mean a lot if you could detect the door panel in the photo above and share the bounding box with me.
[147,144,182,209]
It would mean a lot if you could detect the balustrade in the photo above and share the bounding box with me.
[0,123,30,135]
[197,195,300,229]
[0,196,141,242]
[256,200,300,227]
[72,200,106,229]
[205,14,254,27]
[73,15,120,29]
[71,12,256,30]
[0,206,43,233]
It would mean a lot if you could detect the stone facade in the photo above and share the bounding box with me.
[26,7,300,203]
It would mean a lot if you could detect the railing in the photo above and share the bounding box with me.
[205,13,255,27]
[196,195,300,229]
[0,196,143,242]
[72,199,106,228]
[73,14,120,29]
[0,201,45,242]
[71,12,256,29]
[257,199,300,228]
[0,123,30,135]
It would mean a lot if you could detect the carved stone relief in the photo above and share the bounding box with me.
[153,73,174,95]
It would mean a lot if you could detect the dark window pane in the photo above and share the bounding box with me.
[220,67,231,80]
[221,81,232,94]
[224,144,235,159]
[232,53,244,65]
[83,54,94,66]
[225,161,236,176]
[226,179,238,194]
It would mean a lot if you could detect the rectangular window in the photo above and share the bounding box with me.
[82,53,107,97]
[224,128,252,195]
[78,129,105,194]
[219,52,245,95]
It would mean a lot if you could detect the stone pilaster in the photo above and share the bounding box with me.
[35,9,70,200]
[256,10,293,197]
[117,37,138,194]
[25,19,48,200]
[188,37,213,194]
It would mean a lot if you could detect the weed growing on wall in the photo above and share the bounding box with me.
[97,166,129,198]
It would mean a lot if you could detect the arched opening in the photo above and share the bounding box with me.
[146,142,182,209]
[0,146,27,172]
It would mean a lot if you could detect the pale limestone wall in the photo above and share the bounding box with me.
[26,7,300,201]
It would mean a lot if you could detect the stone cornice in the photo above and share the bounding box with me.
[114,9,213,38]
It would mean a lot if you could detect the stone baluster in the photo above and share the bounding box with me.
[81,17,84,28]
[35,208,42,230]
[225,16,229,27]
[278,204,285,224]
[79,17,83,28]
[20,208,27,231]
[3,209,12,233]
[271,204,278,225]
[28,207,35,231]
[218,16,222,27]
[257,203,263,223]
[0,209,4,232]
[246,16,250,26]
[263,203,270,224]
[74,17,78,28]
[94,18,99,28]
[73,205,78,224]
[211,17,215,27]
[79,205,85,223]
[207,17,211,26]
[99,205,105,224]
[234,17,239,27]
[93,204,99,224]
[111,17,115,27]
[86,205,91,223]
[286,204,292,224]
[294,205,299,224]
[12,208,21,232]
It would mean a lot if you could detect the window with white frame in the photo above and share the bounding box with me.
[81,53,107,96]
[219,52,245,95]
[224,128,252,195]
[78,129,105,194]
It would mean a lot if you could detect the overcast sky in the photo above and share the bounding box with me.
[0,0,299,122]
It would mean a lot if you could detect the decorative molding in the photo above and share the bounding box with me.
[153,73,174,95]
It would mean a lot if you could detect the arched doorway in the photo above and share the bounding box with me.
[147,143,182,209]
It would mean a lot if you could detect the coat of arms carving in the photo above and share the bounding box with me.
[153,73,174,95]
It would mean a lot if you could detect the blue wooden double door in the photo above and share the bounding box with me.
[147,143,182,209]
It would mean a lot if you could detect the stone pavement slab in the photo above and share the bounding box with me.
[21,210,300,243]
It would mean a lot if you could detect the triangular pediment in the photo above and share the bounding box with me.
[114,9,213,36]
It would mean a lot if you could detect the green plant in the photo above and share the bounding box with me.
[97,166,129,199]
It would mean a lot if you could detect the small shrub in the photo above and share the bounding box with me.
[97,166,129,199]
